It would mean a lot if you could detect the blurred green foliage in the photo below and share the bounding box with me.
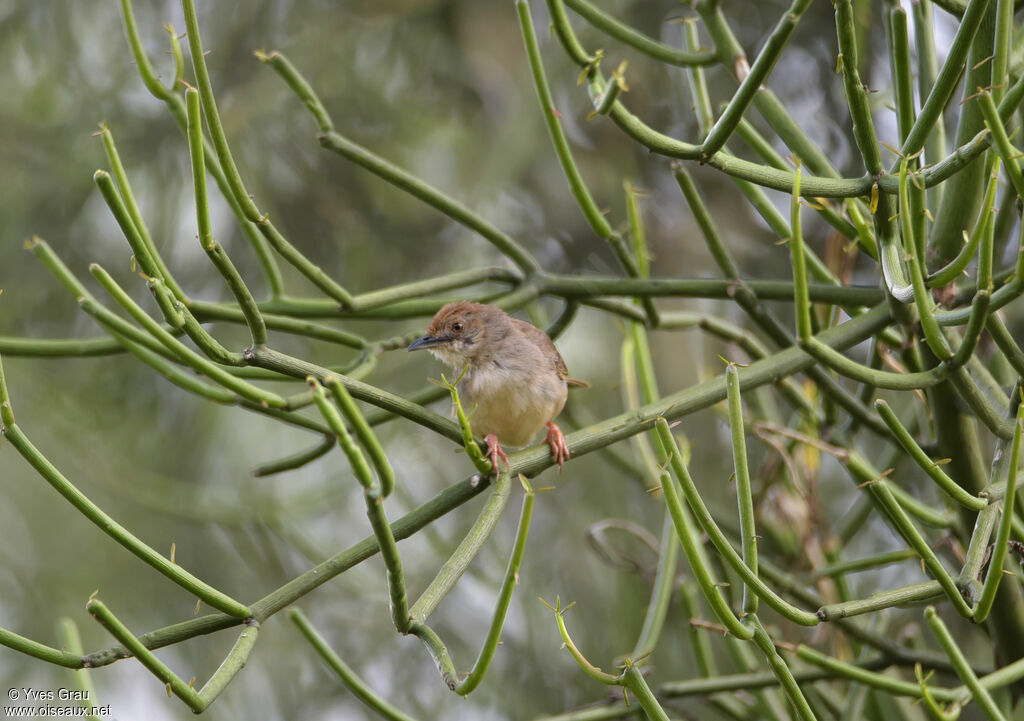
[3,1,1020,720]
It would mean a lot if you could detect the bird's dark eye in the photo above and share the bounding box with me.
[452,322,464,333]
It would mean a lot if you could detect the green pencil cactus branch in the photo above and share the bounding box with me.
[4,0,1024,718]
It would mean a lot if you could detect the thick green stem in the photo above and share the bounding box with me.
[701,0,813,158]
[0,367,249,618]
[928,0,995,266]
[562,0,716,66]
[289,609,421,721]
[180,0,355,306]
[656,419,819,627]
[516,0,641,284]
[925,606,1007,721]
[184,86,267,347]
[409,470,511,623]
[726,366,758,616]
[973,402,1023,622]
[454,480,535,696]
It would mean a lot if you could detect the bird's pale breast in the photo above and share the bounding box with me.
[459,359,567,448]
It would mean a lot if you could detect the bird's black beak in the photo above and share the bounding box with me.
[408,334,445,352]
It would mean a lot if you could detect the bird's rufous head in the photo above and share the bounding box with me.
[407,301,508,367]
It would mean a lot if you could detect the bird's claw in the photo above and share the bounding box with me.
[545,422,570,472]
[484,433,511,475]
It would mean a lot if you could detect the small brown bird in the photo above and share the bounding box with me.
[408,302,584,472]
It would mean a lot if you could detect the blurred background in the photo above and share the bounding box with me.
[0,1,980,719]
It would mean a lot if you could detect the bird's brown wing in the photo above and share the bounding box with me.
[510,317,589,387]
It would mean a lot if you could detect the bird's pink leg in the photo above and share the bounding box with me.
[484,433,511,474]
[545,422,570,471]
